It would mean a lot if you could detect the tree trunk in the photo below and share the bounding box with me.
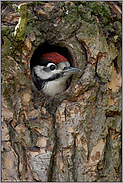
[1,1,122,182]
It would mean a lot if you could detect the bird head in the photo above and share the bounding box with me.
[31,52,80,96]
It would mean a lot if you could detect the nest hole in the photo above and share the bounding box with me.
[30,42,76,94]
[30,42,74,69]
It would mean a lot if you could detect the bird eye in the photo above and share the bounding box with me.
[50,65,55,70]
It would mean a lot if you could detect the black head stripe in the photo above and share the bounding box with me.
[32,71,45,91]
[32,71,61,91]
[45,73,61,81]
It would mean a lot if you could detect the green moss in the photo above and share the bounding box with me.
[80,1,89,6]
[13,4,28,42]
[2,85,12,109]
[28,1,44,6]
[2,79,17,113]
[117,47,122,68]
[118,1,122,5]
[30,130,38,146]
[2,1,12,9]
[77,1,121,49]
[78,4,95,23]
[78,1,111,25]
[1,37,14,57]
[59,2,65,8]
[90,2,111,24]
[113,21,122,47]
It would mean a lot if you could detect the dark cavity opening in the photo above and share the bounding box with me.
[30,42,74,71]
[30,42,75,93]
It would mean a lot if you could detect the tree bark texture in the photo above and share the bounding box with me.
[1,1,122,182]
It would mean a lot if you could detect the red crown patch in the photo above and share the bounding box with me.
[41,52,69,64]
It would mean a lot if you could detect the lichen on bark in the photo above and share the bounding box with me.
[1,1,122,182]
[13,3,28,41]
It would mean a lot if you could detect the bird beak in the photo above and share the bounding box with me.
[62,67,80,77]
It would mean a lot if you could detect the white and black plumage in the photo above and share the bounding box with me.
[31,52,80,96]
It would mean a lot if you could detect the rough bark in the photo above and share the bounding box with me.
[1,1,122,182]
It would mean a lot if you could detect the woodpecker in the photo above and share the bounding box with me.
[31,52,80,96]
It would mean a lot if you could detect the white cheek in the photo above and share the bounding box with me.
[34,66,61,79]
